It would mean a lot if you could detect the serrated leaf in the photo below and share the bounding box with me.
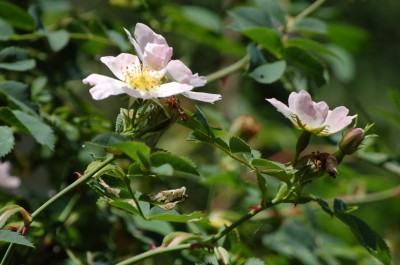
[150,151,199,176]
[151,164,173,176]
[0,108,54,150]
[251,158,286,170]
[89,133,129,147]
[249,60,286,84]
[0,1,34,31]
[334,211,391,265]
[0,230,34,248]
[46,30,69,52]
[229,136,251,154]
[0,126,14,158]
[0,18,14,41]
[112,141,151,167]
[147,210,204,223]
[242,27,282,56]
[0,81,37,115]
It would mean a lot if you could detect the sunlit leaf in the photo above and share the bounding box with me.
[0,230,34,248]
[46,30,69,52]
[0,18,14,41]
[112,141,151,168]
[0,126,14,158]
[249,60,286,84]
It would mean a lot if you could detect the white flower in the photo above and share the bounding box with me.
[266,90,356,136]
[83,23,221,103]
[0,161,20,189]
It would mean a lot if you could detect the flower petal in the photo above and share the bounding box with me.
[143,43,172,70]
[291,90,326,128]
[183,91,221,103]
[152,82,193,98]
[124,27,144,61]
[321,106,356,135]
[166,60,207,87]
[83,74,130,100]
[100,53,140,81]
[266,98,294,117]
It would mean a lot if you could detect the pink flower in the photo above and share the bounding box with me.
[0,161,20,189]
[266,90,356,136]
[83,23,221,103]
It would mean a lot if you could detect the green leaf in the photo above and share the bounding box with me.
[229,136,252,154]
[282,46,327,87]
[105,29,129,51]
[0,1,34,31]
[46,30,69,52]
[0,230,34,248]
[0,126,14,158]
[291,18,327,34]
[0,206,20,229]
[286,38,338,58]
[0,108,54,150]
[254,0,286,25]
[109,199,150,216]
[147,209,205,223]
[334,208,391,265]
[89,133,129,147]
[0,81,37,115]
[0,47,35,72]
[249,60,286,84]
[181,6,222,33]
[112,141,151,167]
[151,164,173,176]
[324,44,355,82]
[228,7,272,31]
[0,18,14,41]
[247,43,267,71]
[242,27,282,56]
[251,158,286,170]
[150,151,199,176]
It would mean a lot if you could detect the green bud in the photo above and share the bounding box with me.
[339,128,365,155]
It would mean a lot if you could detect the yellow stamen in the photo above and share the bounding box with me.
[124,65,162,92]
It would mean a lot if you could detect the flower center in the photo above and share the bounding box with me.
[125,65,162,92]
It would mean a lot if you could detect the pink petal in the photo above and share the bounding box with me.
[183,91,221,103]
[124,28,143,61]
[143,43,172,70]
[0,175,20,189]
[322,106,356,135]
[83,74,130,100]
[100,54,140,81]
[166,60,206,87]
[266,98,294,118]
[152,82,193,98]
[291,90,325,128]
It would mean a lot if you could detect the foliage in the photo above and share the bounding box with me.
[0,0,399,265]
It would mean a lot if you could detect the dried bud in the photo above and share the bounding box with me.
[339,128,365,155]
[230,115,261,140]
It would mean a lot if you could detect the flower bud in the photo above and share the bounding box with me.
[339,128,365,155]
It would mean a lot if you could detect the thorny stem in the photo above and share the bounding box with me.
[0,155,116,265]
[205,55,250,84]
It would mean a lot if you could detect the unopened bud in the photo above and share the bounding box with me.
[339,128,365,155]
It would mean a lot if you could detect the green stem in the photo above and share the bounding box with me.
[205,55,250,84]
[0,155,115,265]
[115,243,192,265]
[124,177,146,219]
[293,0,326,22]
[210,205,265,243]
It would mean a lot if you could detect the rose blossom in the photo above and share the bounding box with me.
[83,23,221,103]
[0,161,20,189]
[266,90,356,136]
